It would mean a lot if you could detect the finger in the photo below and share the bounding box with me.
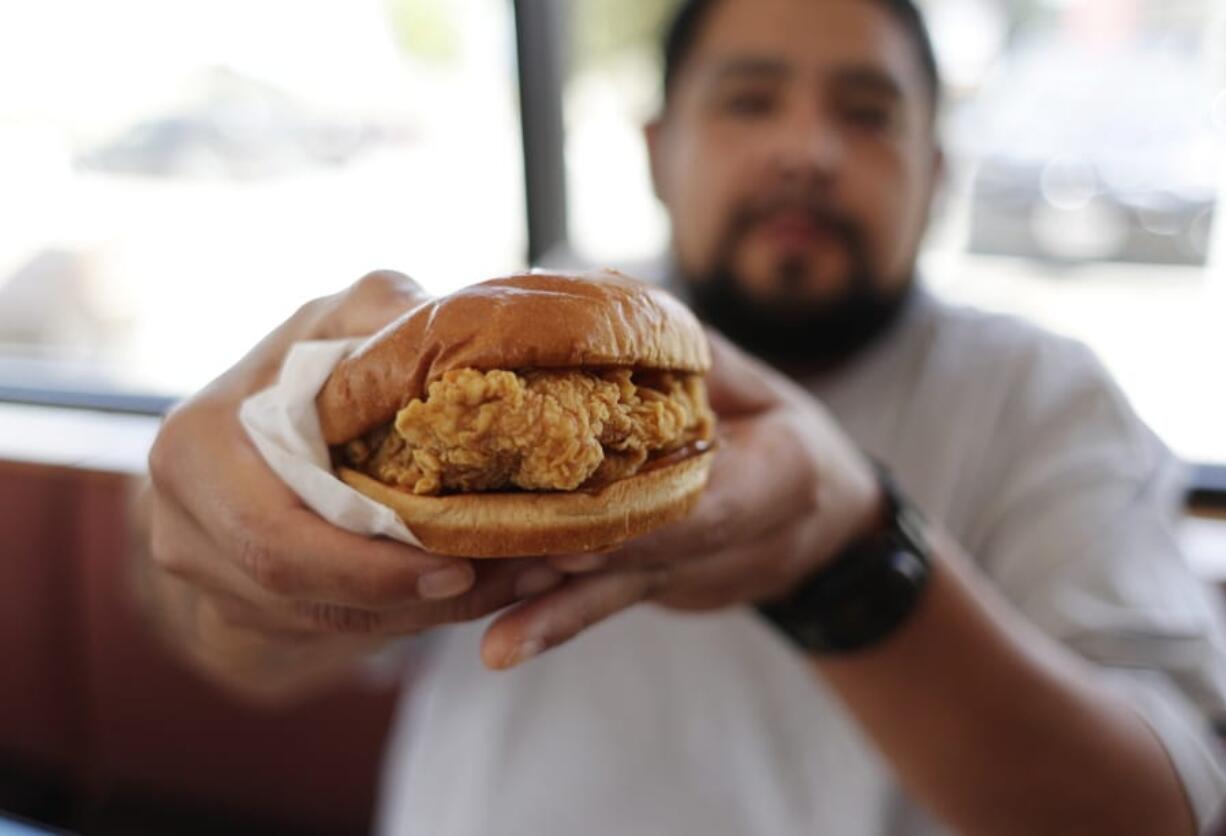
[189,587,385,675]
[650,520,810,611]
[224,505,478,608]
[152,482,548,638]
[163,413,478,608]
[704,329,782,417]
[277,558,561,636]
[150,492,349,637]
[202,591,322,644]
[323,270,432,338]
[479,568,668,670]
[580,416,810,571]
[146,489,289,613]
[546,552,609,574]
[179,521,561,638]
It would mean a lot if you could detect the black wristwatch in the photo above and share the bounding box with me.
[756,466,932,655]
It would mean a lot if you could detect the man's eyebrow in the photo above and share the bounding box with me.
[699,58,907,101]
[829,65,905,100]
[702,56,792,85]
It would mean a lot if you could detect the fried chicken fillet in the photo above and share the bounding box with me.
[316,270,716,557]
[344,368,713,495]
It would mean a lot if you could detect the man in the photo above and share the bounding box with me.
[136,0,1226,833]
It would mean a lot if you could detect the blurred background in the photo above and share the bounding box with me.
[0,0,1223,464]
[0,0,1224,833]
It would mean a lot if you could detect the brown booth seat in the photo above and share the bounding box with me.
[0,461,398,835]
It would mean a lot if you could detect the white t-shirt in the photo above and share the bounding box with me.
[375,288,1226,835]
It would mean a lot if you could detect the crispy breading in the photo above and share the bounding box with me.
[344,368,713,495]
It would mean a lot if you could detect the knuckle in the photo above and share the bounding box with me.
[148,516,194,579]
[319,271,425,339]
[150,538,194,581]
[233,528,293,595]
[349,563,419,608]
[294,600,385,635]
[437,591,502,624]
[700,506,738,553]
[352,269,408,300]
[641,566,673,601]
[146,436,171,492]
[553,608,590,642]
[795,460,823,517]
[290,297,329,332]
[777,417,823,512]
[209,594,255,630]
[564,583,625,635]
[146,511,173,564]
[147,409,189,492]
[781,524,818,578]
[294,293,330,319]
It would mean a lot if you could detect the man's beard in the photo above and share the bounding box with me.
[682,199,915,369]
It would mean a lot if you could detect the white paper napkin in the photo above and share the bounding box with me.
[238,338,423,547]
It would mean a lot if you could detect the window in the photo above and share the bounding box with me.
[0,0,525,399]
[923,0,1225,469]
[4,0,1224,472]
[561,0,1226,467]
[564,0,673,266]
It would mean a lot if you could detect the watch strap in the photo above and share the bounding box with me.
[755,464,932,654]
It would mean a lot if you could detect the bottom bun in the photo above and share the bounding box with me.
[337,451,714,558]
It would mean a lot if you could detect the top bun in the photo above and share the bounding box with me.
[316,269,710,446]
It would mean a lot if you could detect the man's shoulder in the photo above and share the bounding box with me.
[918,290,1164,471]
[890,290,1154,456]
[879,292,1179,559]
[912,291,1110,401]
[921,292,1092,370]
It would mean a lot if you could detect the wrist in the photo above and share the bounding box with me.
[842,462,891,551]
[757,465,933,655]
[812,454,891,574]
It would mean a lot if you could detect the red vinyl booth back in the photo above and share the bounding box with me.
[0,463,398,835]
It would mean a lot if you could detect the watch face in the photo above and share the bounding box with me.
[757,472,933,655]
[895,504,930,558]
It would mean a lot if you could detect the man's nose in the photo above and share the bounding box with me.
[768,101,844,184]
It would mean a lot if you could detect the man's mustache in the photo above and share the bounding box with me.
[726,196,865,252]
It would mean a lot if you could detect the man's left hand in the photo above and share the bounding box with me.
[480,332,884,669]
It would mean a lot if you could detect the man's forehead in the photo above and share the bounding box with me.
[681,0,925,99]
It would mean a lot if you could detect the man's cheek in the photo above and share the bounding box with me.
[679,208,730,275]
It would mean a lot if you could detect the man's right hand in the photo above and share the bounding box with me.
[135,271,563,702]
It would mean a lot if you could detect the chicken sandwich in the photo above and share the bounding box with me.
[316,270,716,557]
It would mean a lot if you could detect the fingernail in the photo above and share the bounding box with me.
[514,567,564,598]
[505,638,546,668]
[554,553,607,572]
[417,567,472,600]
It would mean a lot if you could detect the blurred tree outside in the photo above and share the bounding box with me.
[386,0,460,64]
[571,0,679,76]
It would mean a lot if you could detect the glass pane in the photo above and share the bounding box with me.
[0,0,525,397]
[923,0,1225,467]
[563,0,673,265]
[562,0,1226,466]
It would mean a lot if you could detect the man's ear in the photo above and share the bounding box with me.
[926,143,948,221]
[931,144,946,191]
[644,116,669,204]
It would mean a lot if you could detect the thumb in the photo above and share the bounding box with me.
[704,329,783,417]
[323,270,433,339]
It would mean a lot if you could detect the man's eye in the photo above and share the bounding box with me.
[840,105,893,131]
[721,92,775,117]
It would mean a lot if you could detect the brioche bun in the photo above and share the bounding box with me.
[317,270,715,558]
[337,450,713,557]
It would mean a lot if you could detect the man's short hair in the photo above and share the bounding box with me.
[662,0,941,109]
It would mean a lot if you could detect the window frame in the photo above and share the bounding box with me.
[0,0,1223,505]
